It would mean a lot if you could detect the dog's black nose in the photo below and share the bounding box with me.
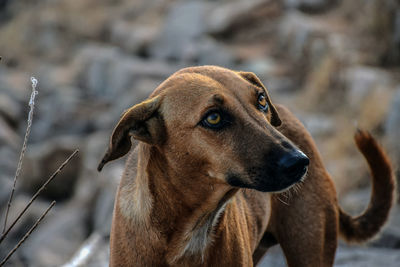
[278,150,309,180]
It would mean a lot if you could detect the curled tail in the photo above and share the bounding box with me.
[339,129,396,243]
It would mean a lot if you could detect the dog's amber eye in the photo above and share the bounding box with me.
[206,112,221,125]
[200,110,232,130]
[257,94,268,111]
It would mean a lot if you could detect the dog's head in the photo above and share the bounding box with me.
[98,66,308,192]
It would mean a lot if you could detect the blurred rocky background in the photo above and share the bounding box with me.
[0,0,399,266]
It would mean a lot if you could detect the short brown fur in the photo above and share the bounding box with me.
[99,66,395,267]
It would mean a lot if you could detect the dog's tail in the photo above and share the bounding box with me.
[338,129,396,243]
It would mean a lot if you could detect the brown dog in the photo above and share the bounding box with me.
[98,66,395,267]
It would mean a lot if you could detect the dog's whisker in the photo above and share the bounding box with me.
[277,195,290,206]
[282,191,290,202]
[292,184,300,195]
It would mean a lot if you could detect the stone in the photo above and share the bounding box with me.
[0,91,22,128]
[240,57,296,92]
[206,0,282,38]
[258,245,287,267]
[278,11,327,62]
[0,115,20,149]
[61,232,109,267]
[19,203,90,267]
[285,0,338,14]
[0,195,53,262]
[19,136,82,201]
[0,174,13,216]
[149,1,209,61]
[194,37,236,67]
[385,88,400,162]
[0,68,32,103]
[300,114,335,137]
[75,46,121,99]
[30,85,84,142]
[335,243,400,267]
[109,21,158,54]
[75,45,179,101]
[76,131,122,234]
[258,233,400,266]
[0,146,18,178]
[342,66,393,108]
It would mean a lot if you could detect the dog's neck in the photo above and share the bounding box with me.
[117,143,237,264]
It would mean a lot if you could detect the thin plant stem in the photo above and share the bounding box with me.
[0,149,79,244]
[2,77,38,234]
[0,201,56,266]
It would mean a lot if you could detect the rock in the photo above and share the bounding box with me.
[285,0,338,14]
[94,78,163,132]
[75,45,179,101]
[258,245,286,267]
[0,0,10,12]
[258,234,400,267]
[109,21,158,54]
[0,68,32,103]
[385,88,400,162]
[300,114,335,137]
[240,57,296,92]
[75,46,121,99]
[149,1,208,61]
[194,37,236,67]
[335,243,400,267]
[19,203,90,267]
[0,115,20,149]
[342,66,393,107]
[92,182,116,235]
[0,116,19,179]
[19,136,82,201]
[0,146,17,179]
[0,91,22,128]
[34,64,77,94]
[206,0,282,40]
[352,0,400,65]
[81,131,110,171]
[0,195,53,262]
[278,11,330,63]
[30,85,85,141]
[77,131,121,234]
[146,0,237,65]
[0,173,11,203]
[91,163,121,235]
[61,232,109,267]
[340,66,395,130]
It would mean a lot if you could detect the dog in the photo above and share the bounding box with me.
[98,66,395,266]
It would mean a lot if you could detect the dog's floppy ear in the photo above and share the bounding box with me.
[97,96,163,171]
[238,71,281,127]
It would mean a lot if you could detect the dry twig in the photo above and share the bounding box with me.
[2,77,38,234]
[0,201,56,266]
[0,149,79,244]
[0,76,81,265]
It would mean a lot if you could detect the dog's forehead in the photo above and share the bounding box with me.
[156,70,255,106]
[161,74,250,117]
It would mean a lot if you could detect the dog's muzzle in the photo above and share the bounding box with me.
[226,149,309,193]
[277,150,309,183]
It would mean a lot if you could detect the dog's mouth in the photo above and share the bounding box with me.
[226,150,309,193]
